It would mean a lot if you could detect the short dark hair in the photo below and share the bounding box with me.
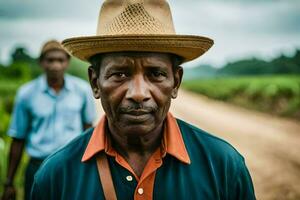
[89,52,183,76]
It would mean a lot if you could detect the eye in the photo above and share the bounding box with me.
[110,72,129,81]
[113,72,126,78]
[149,70,167,81]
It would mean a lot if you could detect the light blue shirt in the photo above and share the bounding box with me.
[7,74,96,159]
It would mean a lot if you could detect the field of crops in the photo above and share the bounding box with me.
[182,75,300,120]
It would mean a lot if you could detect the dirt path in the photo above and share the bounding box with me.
[95,90,300,200]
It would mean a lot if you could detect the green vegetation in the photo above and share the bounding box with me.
[182,75,300,119]
[182,49,300,119]
[184,50,300,80]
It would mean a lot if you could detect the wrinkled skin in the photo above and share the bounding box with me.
[88,52,183,143]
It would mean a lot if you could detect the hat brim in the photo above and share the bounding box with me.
[62,34,214,63]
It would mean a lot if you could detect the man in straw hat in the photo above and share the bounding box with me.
[31,1,255,199]
[1,40,96,200]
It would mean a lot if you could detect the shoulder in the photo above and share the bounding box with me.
[177,118,244,163]
[16,77,41,101]
[34,128,94,184]
[176,119,255,199]
[66,74,91,92]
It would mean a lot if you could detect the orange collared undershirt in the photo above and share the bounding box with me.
[82,112,190,200]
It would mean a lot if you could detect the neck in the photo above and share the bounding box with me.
[46,75,64,92]
[107,120,165,177]
[108,122,164,158]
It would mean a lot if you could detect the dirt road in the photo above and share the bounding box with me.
[95,90,300,200]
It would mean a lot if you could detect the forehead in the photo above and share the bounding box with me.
[43,50,68,58]
[99,52,172,66]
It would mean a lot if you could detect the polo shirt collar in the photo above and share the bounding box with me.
[39,75,48,92]
[81,112,191,164]
[39,74,73,92]
[63,75,73,91]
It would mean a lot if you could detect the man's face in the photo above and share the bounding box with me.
[89,52,183,137]
[40,50,69,78]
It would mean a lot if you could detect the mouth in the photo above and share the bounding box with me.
[125,110,151,115]
[47,70,62,75]
[120,110,153,122]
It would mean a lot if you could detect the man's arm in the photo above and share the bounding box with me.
[232,158,256,200]
[2,87,30,200]
[1,138,25,200]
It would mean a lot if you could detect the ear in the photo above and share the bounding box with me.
[88,66,101,99]
[171,66,183,99]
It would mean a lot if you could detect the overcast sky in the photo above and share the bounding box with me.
[0,0,299,67]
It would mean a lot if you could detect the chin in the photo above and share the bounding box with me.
[119,124,155,136]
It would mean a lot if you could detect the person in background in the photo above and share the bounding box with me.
[1,40,96,200]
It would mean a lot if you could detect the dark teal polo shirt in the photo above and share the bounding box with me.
[31,119,256,200]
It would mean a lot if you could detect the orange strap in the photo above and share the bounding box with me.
[96,153,118,200]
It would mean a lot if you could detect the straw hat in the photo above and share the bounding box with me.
[62,0,214,63]
[40,40,69,58]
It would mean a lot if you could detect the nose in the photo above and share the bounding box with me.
[126,74,151,103]
[50,61,63,70]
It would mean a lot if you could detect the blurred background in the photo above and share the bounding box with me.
[0,0,299,199]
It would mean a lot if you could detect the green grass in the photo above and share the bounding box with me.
[182,75,300,119]
[0,80,24,96]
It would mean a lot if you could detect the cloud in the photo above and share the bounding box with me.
[0,0,100,19]
[168,0,300,66]
[0,0,299,67]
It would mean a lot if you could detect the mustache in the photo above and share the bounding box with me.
[118,104,157,113]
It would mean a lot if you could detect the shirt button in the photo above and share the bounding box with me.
[126,175,133,182]
[137,188,144,195]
